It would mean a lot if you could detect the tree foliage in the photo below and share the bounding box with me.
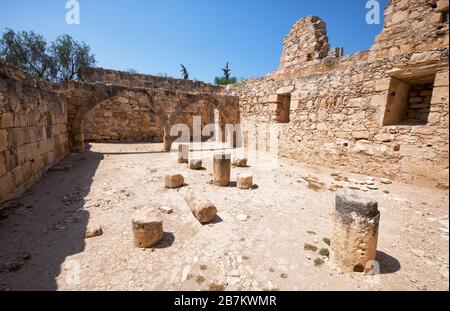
[180,64,189,80]
[50,34,96,82]
[214,62,237,86]
[0,29,53,79]
[0,29,96,82]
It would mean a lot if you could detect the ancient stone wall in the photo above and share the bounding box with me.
[80,67,223,142]
[226,0,449,189]
[81,67,221,93]
[279,16,330,75]
[0,62,69,203]
[369,0,449,61]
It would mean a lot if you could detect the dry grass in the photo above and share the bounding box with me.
[304,243,318,252]
[302,177,326,192]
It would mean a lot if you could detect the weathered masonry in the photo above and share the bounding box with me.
[225,0,449,189]
[0,0,449,204]
[0,63,239,203]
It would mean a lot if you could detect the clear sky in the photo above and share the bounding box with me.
[0,0,388,83]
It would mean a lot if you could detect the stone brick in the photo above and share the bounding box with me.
[184,191,218,224]
[391,11,408,24]
[1,113,13,128]
[375,79,391,91]
[0,129,7,152]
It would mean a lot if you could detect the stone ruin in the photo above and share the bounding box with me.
[0,0,449,275]
[225,0,449,190]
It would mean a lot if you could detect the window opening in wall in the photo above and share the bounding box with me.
[274,94,291,123]
[383,74,436,126]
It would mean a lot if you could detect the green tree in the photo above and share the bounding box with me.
[50,34,96,82]
[180,64,189,80]
[0,29,96,82]
[0,28,53,79]
[222,62,231,80]
[214,62,237,86]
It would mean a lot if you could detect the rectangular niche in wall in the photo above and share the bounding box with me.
[383,74,435,126]
[274,93,291,123]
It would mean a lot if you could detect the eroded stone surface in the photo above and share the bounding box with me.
[132,210,163,248]
[189,159,203,170]
[184,191,218,224]
[237,173,253,190]
[165,174,185,189]
[213,153,231,187]
[331,189,380,273]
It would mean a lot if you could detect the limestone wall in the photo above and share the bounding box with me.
[80,67,222,142]
[0,62,70,203]
[83,96,216,142]
[81,67,222,93]
[279,16,330,75]
[369,0,449,61]
[226,0,449,189]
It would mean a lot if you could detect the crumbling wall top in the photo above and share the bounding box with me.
[278,16,330,75]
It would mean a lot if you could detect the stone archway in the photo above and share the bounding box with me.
[66,83,165,153]
[65,81,240,153]
[159,93,240,151]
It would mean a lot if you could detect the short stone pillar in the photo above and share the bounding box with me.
[237,173,253,189]
[213,152,231,187]
[331,189,380,273]
[177,144,189,163]
[185,191,217,224]
[163,135,172,152]
[132,211,164,248]
[165,174,184,189]
[232,157,248,167]
[189,159,203,170]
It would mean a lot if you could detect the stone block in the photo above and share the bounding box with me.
[237,173,253,190]
[213,152,231,187]
[0,129,7,152]
[276,86,294,94]
[177,144,189,164]
[184,191,217,224]
[132,210,163,248]
[375,79,391,91]
[0,152,6,177]
[267,95,278,103]
[164,174,184,189]
[0,172,14,202]
[189,159,203,170]
[86,226,103,239]
[1,113,13,129]
[159,206,173,214]
[331,189,380,273]
[231,157,248,167]
[352,131,370,140]
[391,11,408,24]
[431,86,448,104]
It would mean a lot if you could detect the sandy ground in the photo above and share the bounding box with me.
[0,142,448,291]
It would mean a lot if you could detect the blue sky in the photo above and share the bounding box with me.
[0,0,388,82]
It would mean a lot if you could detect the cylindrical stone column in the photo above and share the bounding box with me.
[331,189,380,273]
[163,135,172,152]
[132,210,164,248]
[178,144,189,163]
[213,152,231,187]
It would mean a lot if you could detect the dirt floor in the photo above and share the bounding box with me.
[0,142,448,291]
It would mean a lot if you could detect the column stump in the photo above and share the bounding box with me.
[237,173,253,189]
[331,189,380,273]
[213,152,231,187]
[178,144,189,164]
[132,211,163,248]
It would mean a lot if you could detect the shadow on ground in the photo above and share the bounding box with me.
[0,147,102,291]
[377,251,401,274]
